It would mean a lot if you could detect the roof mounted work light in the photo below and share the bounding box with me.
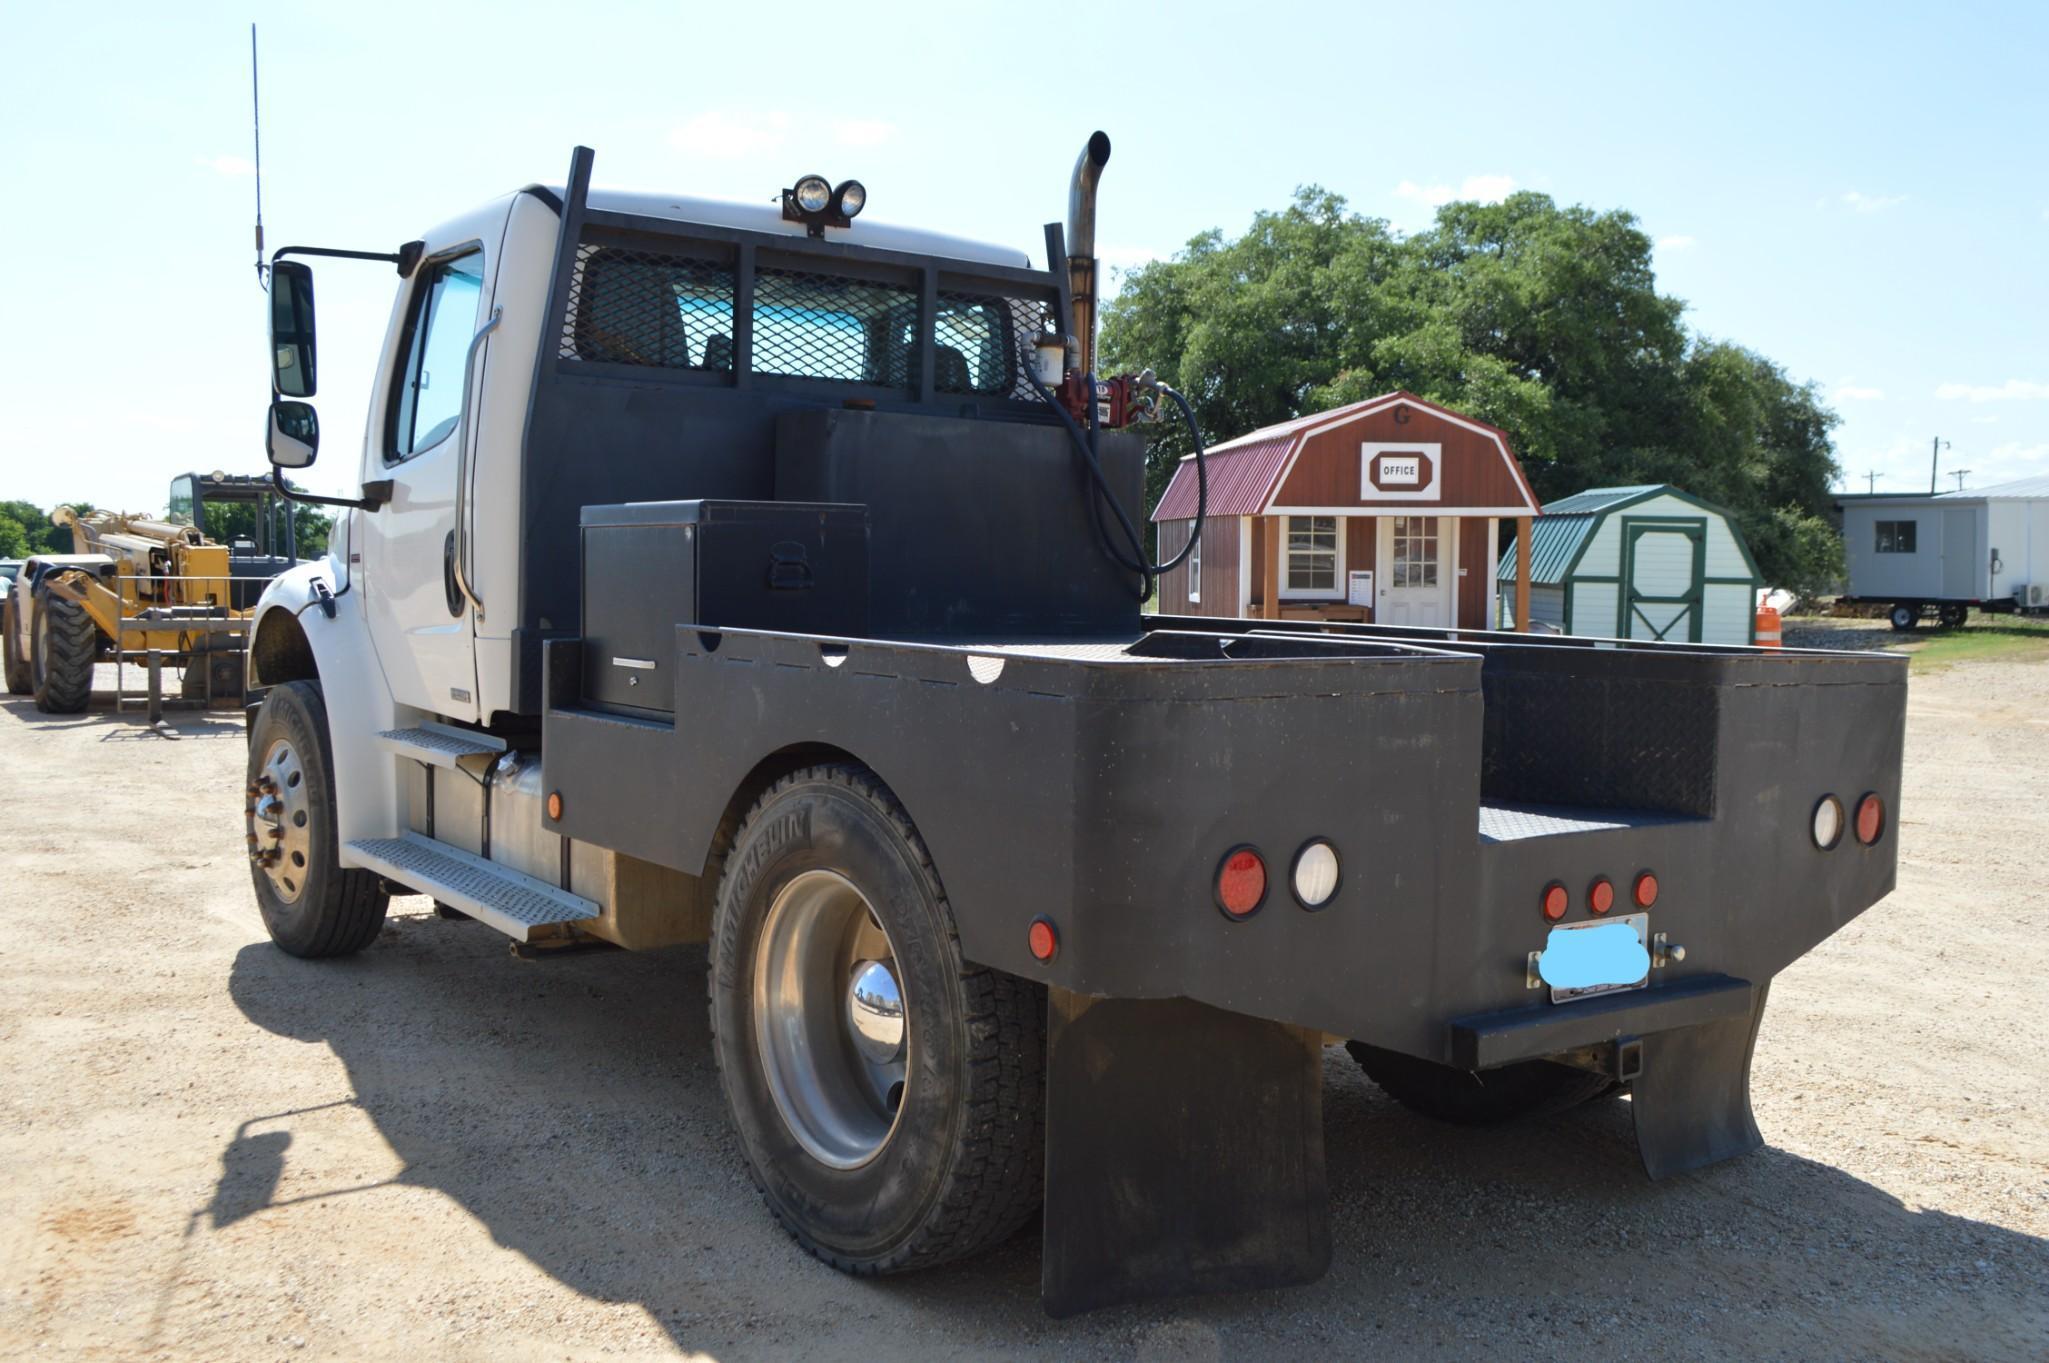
[783,173,863,237]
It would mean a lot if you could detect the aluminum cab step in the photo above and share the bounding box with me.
[345,831,597,942]
[375,722,506,769]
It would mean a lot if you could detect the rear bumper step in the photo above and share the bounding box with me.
[1448,973,1754,1070]
[344,832,597,942]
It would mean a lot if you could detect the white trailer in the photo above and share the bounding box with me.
[1839,475,2049,630]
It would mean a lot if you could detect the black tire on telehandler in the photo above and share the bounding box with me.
[29,586,97,714]
[2,593,30,695]
[180,635,247,703]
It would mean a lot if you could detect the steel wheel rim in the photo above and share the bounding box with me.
[753,869,909,1170]
[247,736,314,905]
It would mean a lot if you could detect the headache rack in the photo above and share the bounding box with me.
[509,148,1081,714]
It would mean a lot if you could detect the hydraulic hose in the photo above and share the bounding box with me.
[1022,358,1208,602]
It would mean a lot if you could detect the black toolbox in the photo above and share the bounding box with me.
[579,499,868,715]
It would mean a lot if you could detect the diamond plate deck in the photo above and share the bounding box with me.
[375,725,505,769]
[345,832,597,941]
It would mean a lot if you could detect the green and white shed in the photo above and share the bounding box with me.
[1498,485,1764,644]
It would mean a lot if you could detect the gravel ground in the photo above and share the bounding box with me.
[1,660,2045,1362]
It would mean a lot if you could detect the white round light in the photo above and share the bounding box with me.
[1291,840,1340,909]
[1812,795,1844,850]
[834,180,866,217]
[793,175,832,214]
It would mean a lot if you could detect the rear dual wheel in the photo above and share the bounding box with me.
[709,763,1045,1275]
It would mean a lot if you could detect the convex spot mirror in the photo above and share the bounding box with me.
[270,260,317,397]
[268,400,319,469]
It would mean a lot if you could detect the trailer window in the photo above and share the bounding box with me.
[1875,520,1917,554]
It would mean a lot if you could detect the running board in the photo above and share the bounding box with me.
[375,722,506,769]
[344,832,597,942]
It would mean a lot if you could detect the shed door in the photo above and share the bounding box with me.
[1940,507,1977,599]
[1619,520,1705,642]
[1376,516,1455,626]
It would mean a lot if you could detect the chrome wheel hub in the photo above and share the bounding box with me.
[754,870,909,1169]
[246,737,313,904]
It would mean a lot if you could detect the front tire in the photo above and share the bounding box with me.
[245,680,388,957]
[1348,1041,1616,1125]
[709,763,1044,1275]
[29,586,97,713]
[1888,604,1920,632]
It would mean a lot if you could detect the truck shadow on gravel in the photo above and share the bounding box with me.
[0,694,245,740]
[224,920,2049,1359]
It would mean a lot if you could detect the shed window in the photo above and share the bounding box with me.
[1286,516,1341,595]
[1875,520,1917,554]
[1187,529,1201,603]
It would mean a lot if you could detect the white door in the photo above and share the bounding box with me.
[1376,516,1455,626]
[360,249,489,719]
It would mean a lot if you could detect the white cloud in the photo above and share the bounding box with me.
[1935,378,2049,403]
[669,110,793,160]
[196,154,255,176]
[1393,174,1516,208]
[831,118,896,149]
[1832,382,1884,401]
[1970,415,2000,424]
[1656,234,1696,251]
[1841,190,1906,214]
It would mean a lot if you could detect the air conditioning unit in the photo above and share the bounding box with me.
[2028,583,2049,609]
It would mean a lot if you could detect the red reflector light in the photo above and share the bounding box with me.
[1589,878,1615,915]
[1855,793,1886,845]
[1216,847,1268,919]
[1541,882,1569,921]
[1634,872,1659,908]
[1028,917,1058,962]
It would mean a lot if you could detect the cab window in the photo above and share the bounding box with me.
[388,251,486,461]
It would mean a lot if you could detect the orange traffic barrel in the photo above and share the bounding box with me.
[1755,604,1781,648]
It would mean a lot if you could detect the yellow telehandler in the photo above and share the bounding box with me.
[2,473,298,713]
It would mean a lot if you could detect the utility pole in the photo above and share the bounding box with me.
[1864,470,1878,494]
[1952,469,1971,492]
[1929,436,1950,494]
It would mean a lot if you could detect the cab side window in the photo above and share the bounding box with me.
[388,252,485,461]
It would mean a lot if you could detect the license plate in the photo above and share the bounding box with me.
[1539,912,1651,1003]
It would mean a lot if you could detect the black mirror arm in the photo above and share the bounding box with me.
[273,242,426,277]
[271,467,391,512]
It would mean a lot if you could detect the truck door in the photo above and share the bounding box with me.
[360,248,489,719]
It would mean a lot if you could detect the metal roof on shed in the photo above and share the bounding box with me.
[1536,485,1663,516]
[1151,435,1295,519]
[1496,512,1597,584]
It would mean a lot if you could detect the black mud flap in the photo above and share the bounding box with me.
[1040,989,1330,1317]
[1631,982,1771,1180]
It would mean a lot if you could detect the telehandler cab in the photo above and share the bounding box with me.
[240,133,1906,1315]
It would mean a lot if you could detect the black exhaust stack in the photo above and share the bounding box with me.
[1065,131,1111,376]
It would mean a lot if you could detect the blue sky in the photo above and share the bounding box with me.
[1,0,2044,512]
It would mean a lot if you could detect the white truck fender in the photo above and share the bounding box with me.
[247,547,403,854]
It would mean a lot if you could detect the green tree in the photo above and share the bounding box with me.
[1099,189,1843,587]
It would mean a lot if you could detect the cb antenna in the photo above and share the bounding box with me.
[251,22,266,287]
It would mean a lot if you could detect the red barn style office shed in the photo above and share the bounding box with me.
[1152,392,1541,628]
